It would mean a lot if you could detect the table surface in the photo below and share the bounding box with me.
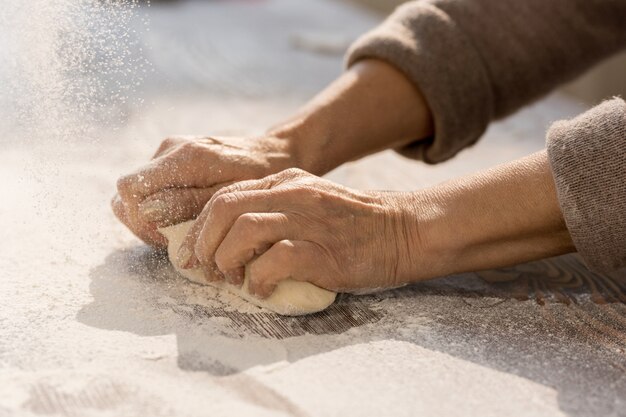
[1,1,624,416]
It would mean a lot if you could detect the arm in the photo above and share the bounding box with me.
[177,151,575,295]
[270,59,433,175]
[113,60,434,246]
[418,151,575,277]
[347,0,626,162]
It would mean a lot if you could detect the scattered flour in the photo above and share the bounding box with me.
[0,0,150,256]
[1,1,623,417]
[1,0,149,144]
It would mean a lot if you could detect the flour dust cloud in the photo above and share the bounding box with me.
[0,0,151,248]
[0,0,150,144]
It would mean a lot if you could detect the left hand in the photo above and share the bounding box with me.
[175,168,430,298]
[112,135,299,248]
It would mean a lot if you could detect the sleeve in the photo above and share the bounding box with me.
[345,0,626,163]
[547,98,626,273]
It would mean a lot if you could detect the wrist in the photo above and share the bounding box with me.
[409,152,576,278]
[267,60,434,177]
[377,190,453,284]
[267,116,345,176]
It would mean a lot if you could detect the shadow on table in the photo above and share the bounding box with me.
[77,246,626,417]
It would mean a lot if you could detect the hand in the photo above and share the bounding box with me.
[176,168,429,297]
[112,135,297,248]
[174,152,575,298]
[112,60,435,248]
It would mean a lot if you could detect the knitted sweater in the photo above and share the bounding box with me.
[346,0,626,273]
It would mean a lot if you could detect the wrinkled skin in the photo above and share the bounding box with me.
[112,135,296,247]
[112,60,574,297]
[176,168,425,298]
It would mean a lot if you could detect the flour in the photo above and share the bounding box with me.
[1,0,149,144]
[0,0,150,255]
[180,280,263,314]
[160,221,337,316]
[1,1,624,416]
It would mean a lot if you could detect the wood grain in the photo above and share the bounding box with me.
[476,253,626,305]
[169,294,384,339]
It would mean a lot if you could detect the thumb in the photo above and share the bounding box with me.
[138,184,231,226]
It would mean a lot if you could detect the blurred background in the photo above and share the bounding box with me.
[3,0,623,147]
[3,0,621,239]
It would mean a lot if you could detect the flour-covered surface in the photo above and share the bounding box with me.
[0,1,624,417]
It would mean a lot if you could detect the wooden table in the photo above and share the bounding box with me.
[1,1,624,416]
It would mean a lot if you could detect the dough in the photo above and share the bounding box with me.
[159,221,337,316]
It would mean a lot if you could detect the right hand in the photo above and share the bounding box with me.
[112,135,297,248]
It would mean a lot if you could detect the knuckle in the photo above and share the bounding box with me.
[166,140,196,160]
[111,197,126,220]
[214,248,229,272]
[156,137,184,155]
[194,241,211,265]
[110,193,121,208]
[236,213,264,233]
[215,183,241,197]
[160,137,176,148]
[188,189,210,211]
[208,192,247,223]
[211,192,239,214]
[294,185,312,196]
[116,175,134,195]
[174,141,198,159]
[166,136,189,145]
[209,187,227,201]
[272,240,294,263]
[248,262,267,284]
[179,140,196,151]
[281,184,314,201]
[283,167,306,177]
[214,246,247,273]
[270,168,305,185]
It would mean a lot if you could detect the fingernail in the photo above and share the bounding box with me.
[212,263,225,281]
[248,282,262,299]
[176,246,193,269]
[251,288,264,299]
[224,268,244,286]
[139,200,168,221]
[187,255,200,269]
[201,266,216,282]
[202,264,224,283]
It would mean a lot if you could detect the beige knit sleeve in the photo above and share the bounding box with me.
[547,98,626,273]
[346,0,626,163]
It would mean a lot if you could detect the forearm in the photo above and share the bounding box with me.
[269,59,433,175]
[414,151,575,279]
[346,1,626,164]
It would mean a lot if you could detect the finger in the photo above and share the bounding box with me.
[151,137,187,159]
[117,143,224,202]
[111,194,167,248]
[207,167,308,201]
[116,158,184,203]
[138,183,232,226]
[111,194,128,223]
[247,240,326,298]
[193,188,303,268]
[174,185,227,270]
[175,181,277,269]
[215,213,299,284]
[140,225,168,248]
[209,175,276,198]
[176,169,305,270]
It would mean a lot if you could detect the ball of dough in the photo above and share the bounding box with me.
[159,221,337,316]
